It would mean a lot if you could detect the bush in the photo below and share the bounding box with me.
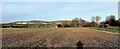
[57,24,62,28]
[83,22,97,27]
[63,24,70,27]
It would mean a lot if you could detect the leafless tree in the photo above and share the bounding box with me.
[91,16,95,22]
[72,18,80,27]
[95,16,101,24]
[105,15,117,26]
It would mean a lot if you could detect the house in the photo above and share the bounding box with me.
[15,21,35,24]
[55,21,72,28]
[41,22,48,25]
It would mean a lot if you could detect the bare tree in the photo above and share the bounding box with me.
[106,16,109,21]
[106,15,115,21]
[91,16,95,22]
[95,16,101,24]
[72,18,80,27]
[80,18,86,27]
[105,15,117,26]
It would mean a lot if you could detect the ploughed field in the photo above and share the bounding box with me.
[2,28,119,47]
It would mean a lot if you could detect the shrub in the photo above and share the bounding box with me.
[63,24,70,27]
[57,24,62,28]
[83,22,97,27]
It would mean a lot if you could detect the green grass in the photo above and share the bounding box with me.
[92,27,120,33]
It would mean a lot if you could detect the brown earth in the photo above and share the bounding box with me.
[2,28,119,47]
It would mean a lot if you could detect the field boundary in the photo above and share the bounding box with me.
[91,28,119,36]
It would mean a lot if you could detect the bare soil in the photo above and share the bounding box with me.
[2,28,119,47]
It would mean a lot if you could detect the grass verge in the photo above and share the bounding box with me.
[92,27,120,33]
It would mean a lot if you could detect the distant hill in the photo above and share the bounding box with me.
[50,20,72,23]
[1,19,91,25]
[2,20,72,24]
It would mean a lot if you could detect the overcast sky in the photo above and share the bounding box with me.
[1,0,120,23]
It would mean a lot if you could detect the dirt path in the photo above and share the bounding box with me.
[2,28,119,47]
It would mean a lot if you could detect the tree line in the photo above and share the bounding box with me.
[57,15,120,28]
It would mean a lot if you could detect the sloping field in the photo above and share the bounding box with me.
[2,28,119,47]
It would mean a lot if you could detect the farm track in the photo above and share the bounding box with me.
[2,28,119,47]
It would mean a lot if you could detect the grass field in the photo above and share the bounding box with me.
[92,27,120,33]
[2,28,119,47]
